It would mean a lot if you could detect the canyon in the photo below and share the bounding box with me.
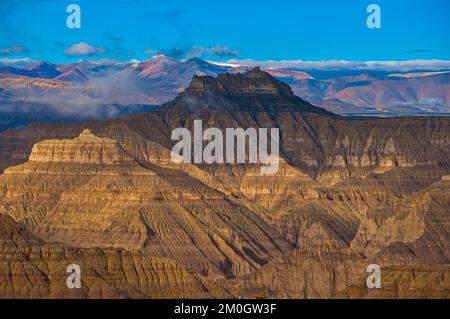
[0,68,448,298]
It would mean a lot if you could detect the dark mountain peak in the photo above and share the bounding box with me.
[244,66,269,78]
[163,68,334,115]
[136,55,180,76]
[0,66,32,77]
[25,61,56,70]
[55,66,88,82]
[58,61,99,72]
[188,67,289,92]
[185,57,211,67]
[0,62,61,78]
[178,58,230,75]
[140,54,178,66]
[24,61,60,79]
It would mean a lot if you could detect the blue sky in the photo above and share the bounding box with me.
[0,0,449,64]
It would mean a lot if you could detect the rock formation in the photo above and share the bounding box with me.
[0,69,448,298]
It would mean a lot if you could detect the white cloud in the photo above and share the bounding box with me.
[186,45,239,59]
[225,59,450,72]
[153,45,240,60]
[0,57,37,67]
[0,44,29,56]
[65,42,105,56]
[209,45,239,58]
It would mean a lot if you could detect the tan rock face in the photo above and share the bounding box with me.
[0,70,448,298]
[28,129,134,164]
[351,178,450,263]
[339,265,450,299]
[0,129,290,282]
[224,250,450,299]
[0,214,229,299]
[0,76,70,90]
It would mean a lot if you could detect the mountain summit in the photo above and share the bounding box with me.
[24,62,61,79]
[163,67,333,115]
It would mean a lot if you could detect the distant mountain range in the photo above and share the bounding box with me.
[0,55,449,131]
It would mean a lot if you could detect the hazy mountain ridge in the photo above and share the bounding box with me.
[1,56,449,132]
